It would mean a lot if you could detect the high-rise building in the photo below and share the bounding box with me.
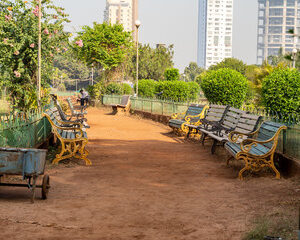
[197,0,233,69]
[257,0,300,64]
[104,0,138,39]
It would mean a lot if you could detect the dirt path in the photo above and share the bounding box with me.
[0,107,299,240]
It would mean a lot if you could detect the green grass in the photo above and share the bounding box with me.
[243,209,299,240]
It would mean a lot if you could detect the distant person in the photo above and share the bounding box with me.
[78,89,89,107]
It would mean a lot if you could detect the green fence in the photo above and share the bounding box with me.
[102,95,208,116]
[0,110,52,148]
[102,95,300,162]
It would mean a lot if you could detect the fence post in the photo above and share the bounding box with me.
[282,128,287,154]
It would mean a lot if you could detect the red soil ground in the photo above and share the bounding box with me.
[0,107,299,240]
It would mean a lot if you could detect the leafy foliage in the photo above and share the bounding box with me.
[201,68,248,107]
[135,79,157,98]
[105,82,123,95]
[209,58,247,75]
[262,67,300,117]
[73,22,133,81]
[164,68,180,81]
[104,82,132,95]
[122,83,133,95]
[156,81,200,101]
[128,44,174,80]
[0,0,69,109]
[184,62,204,82]
[87,81,105,100]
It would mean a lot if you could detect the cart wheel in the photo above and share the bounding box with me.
[42,175,50,200]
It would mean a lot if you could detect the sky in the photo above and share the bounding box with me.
[53,0,258,72]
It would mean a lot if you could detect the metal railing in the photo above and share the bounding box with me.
[102,95,208,116]
[0,110,52,148]
[102,95,300,162]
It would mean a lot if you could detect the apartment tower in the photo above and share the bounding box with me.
[104,0,138,39]
[197,0,233,69]
[257,0,300,64]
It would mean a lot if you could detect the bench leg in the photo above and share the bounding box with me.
[52,142,74,164]
[211,140,217,154]
[269,155,280,179]
[75,140,92,166]
[200,133,207,146]
[226,156,234,165]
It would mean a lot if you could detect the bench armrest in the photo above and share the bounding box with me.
[240,137,275,154]
[228,129,259,143]
[171,112,186,120]
[56,119,83,128]
[211,123,234,137]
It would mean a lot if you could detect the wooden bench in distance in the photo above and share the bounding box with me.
[110,95,131,114]
[43,108,91,166]
[169,104,208,134]
[225,121,287,179]
[67,98,87,118]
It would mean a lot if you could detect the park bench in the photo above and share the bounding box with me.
[66,98,87,117]
[185,105,229,139]
[169,104,208,134]
[110,95,131,114]
[225,121,287,179]
[201,107,245,153]
[43,108,91,166]
[207,113,262,154]
[50,94,89,128]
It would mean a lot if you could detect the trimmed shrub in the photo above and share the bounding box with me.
[164,68,180,81]
[87,81,105,100]
[262,67,300,117]
[135,79,158,98]
[122,83,133,95]
[105,82,123,95]
[201,68,248,107]
[156,81,200,101]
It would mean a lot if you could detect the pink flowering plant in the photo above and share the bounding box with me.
[0,0,70,109]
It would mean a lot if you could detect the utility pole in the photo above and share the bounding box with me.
[37,0,42,108]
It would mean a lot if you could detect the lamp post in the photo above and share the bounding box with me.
[37,0,42,108]
[292,48,297,68]
[135,20,141,98]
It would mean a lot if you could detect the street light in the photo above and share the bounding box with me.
[292,48,297,68]
[135,20,141,98]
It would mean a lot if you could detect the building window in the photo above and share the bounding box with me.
[269,8,283,16]
[269,0,283,7]
[269,17,283,25]
[286,8,295,16]
[268,26,282,34]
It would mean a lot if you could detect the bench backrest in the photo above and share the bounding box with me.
[185,104,206,118]
[120,95,131,106]
[67,98,74,112]
[235,114,262,134]
[256,121,286,150]
[220,107,244,130]
[204,105,229,122]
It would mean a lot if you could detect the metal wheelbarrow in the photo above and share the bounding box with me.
[0,148,50,203]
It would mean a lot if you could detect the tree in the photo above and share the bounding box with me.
[184,62,204,82]
[0,0,70,109]
[209,58,247,75]
[127,44,174,80]
[54,48,90,81]
[73,22,133,82]
[164,68,180,81]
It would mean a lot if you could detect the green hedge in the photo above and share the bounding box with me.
[201,68,248,107]
[156,80,200,101]
[262,67,300,118]
[136,79,157,98]
[164,68,180,81]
